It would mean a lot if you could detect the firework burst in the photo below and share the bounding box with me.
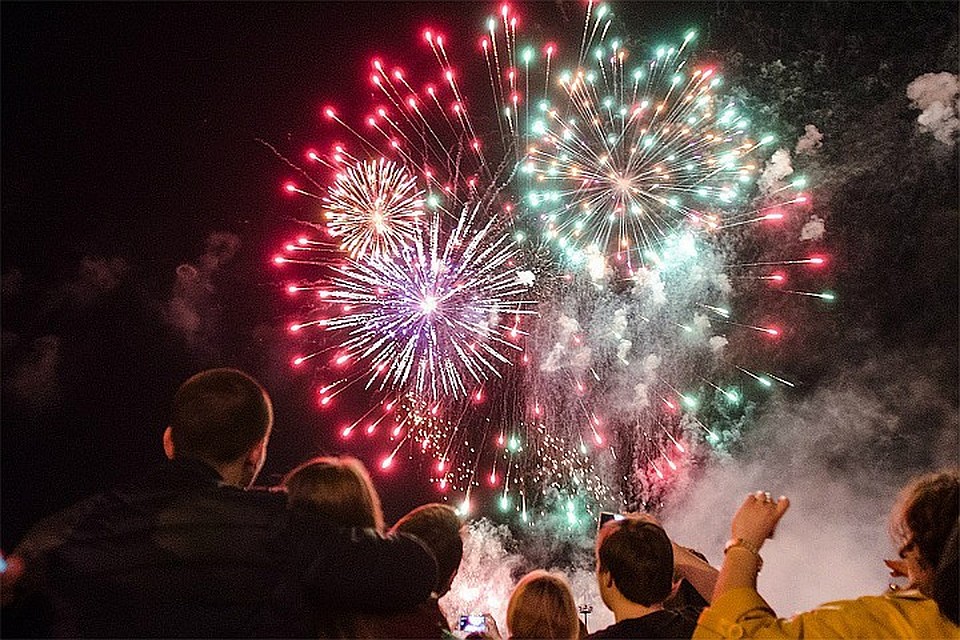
[272,1,832,520]
[324,158,425,260]
[319,207,535,401]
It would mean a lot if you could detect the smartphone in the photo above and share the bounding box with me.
[598,511,625,530]
[458,614,487,633]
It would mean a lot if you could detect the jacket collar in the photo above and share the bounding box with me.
[160,456,226,484]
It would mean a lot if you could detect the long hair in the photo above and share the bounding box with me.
[891,471,959,572]
[283,456,385,532]
[933,519,959,625]
[506,570,580,640]
[890,469,959,622]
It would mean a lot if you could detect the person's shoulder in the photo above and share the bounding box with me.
[588,611,698,640]
[587,619,639,639]
[83,465,288,534]
[814,590,959,636]
[229,484,287,504]
[852,589,954,619]
[832,589,931,610]
[13,493,106,561]
[655,608,699,637]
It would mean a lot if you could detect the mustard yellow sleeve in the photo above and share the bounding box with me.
[693,588,862,639]
[693,588,778,639]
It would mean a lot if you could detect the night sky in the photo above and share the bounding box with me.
[3,2,957,551]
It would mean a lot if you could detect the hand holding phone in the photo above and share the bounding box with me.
[459,614,487,633]
[598,511,625,531]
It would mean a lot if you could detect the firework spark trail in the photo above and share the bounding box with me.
[465,5,818,510]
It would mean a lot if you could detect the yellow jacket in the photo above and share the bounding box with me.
[693,587,960,639]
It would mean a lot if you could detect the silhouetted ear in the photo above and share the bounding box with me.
[243,437,268,485]
[669,578,683,599]
[246,438,266,466]
[163,427,175,460]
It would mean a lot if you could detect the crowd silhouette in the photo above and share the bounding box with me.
[3,369,957,639]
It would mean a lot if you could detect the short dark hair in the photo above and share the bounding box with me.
[391,503,463,595]
[596,515,673,606]
[169,368,272,464]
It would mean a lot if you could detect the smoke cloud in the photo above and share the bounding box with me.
[799,214,826,241]
[794,124,824,155]
[663,350,959,614]
[441,519,615,634]
[906,72,960,146]
[5,335,62,412]
[3,257,128,415]
[49,256,128,309]
[758,148,794,195]
[163,232,241,347]
[428,345,958,634]
[709,335,728,353]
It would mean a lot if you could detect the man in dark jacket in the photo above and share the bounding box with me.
[6,368,436,637]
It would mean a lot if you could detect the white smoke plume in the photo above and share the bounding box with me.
[440,519,616,634]
[610,308,628,338]
[585,247,610,281]
[692,313,711,338]
[632,381,651,410]
[641,353,661,378]
[799,215,826,241]
[758,148,794,195]
[540,314,593,373]
[663,351,959,614]
[631,267,667,305]
[6,335,61,412]
[794,124,824,155]
[441,519,520,631]
[712,273,733,296]
[906,72,960,146]
[709,335,728,353]
[517,270,536,287]
[540,343,567,373]
[49,256,128,309]
[163,232,241,346]
[558,314,581,342]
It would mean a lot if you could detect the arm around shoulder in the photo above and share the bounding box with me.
[308,526,438,611]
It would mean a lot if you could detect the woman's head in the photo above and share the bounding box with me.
[890,470,959,599]
[506,570,579,640]
[283,456,385,532]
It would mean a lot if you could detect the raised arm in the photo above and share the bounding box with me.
[673,543,720,603]
[713,492,789,600]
